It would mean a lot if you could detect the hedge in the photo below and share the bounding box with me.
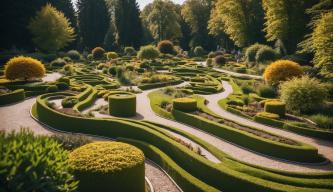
[138,80,183,90]
[108,91,136,117]
[0,89,25,105]
[264,101,286,116]
[173,98,197,112]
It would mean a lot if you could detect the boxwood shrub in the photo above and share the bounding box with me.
[264,100,286,116]
[108,91,136,117]
[173,97,197,112]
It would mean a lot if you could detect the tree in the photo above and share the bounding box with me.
[208,0,265,48]
[262,0,317,53]
[77,0,110,49]
[141,0,182,41]
[28,4,75,53]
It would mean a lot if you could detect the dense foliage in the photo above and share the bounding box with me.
[5,56,45,80]
[137,45,160,60]
[158,40,176,54]
[263,60,303,85]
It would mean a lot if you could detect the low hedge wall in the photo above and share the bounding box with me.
[173,98,197,112]
[0,89,25,105]
[73,89,98,111]
[138,80,183,90]
[172,109,321,163]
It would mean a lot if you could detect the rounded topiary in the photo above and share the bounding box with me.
[264,100,286,116]
[106,52,118,60]
[5,56,45,80]
[92,47,105,59]
[279,76,328,113]
[69,142,145,192]
[67,50,81,61]
[51,58,67,67]
[214,55,226,65]
[108,91,136,117]
[206,58,213,67]
[263,60,303,85]
[255,46,278,63]
[157,40,175,54]
[245,43,265,63]
[124,46,136,56]
[173,97,197,112]
[62,96,79,108]
[137,45,160,60]
[194,46,205,57]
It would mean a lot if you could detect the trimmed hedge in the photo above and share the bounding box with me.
[173,97,197,112]
[69,142,145,192]
[0,89,25,105]
[108,91,136,117]
[138,80,183,90]
[264,101,286,116]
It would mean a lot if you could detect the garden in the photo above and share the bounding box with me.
[1,0,333,192]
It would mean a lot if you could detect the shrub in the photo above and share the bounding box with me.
[87,54,93,60]
[214,55,226,65]
[245,43,265,63]
[108,92,136,117]
[124,47,136,56]
[208,52,215,58]
[0,129,77,192]
[51,58,67,67]
[62,96,79,108]
[158,40,175,54]
[255,46,278,63]
[206,58,213,67]
[108,66,117,75]
[279,76,328,113]
[263,60,303,85]
[51,133,92,150]
[69,142,145,192]
[194,46,205,57]
[264,100,286,116]
[63,56,72,63]
[67,50,81,60]
[173,97,197,112]
[5,56,45,80]
[257,84,277,98]
[47,85,59,92]
[59,77,70,84]
[137,45,160,60]
[28,4,75,52]
[241,84,254,94]
[106,52,118,60]
[56,82,69,90]
[256,112,280,119]
[309,114,333,129]
[92,47,105,59]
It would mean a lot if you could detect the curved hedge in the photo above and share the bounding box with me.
[0,89,25,105]
[69,142,145,192]
[108,91,136,117]
[173,98,197,112]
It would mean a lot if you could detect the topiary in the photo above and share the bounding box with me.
[69,142,145,192]
[257,84,277,98]
[173,97,197,112]
[62,96,79,108]
[51,58,67,67]
[124,46,136,56]
[206,58,213,67]
[157,40,175,54]
[255,46,278,63]
[263,60,303,85]
[245,43,265,63]
[264,100,286,116]
[193,46,205,57]
[92,47,105,59]
[214,55,226,65]
[106,52,118,60]
[0,129,77,192]
[67,50,81,61]
[279,76,328,113]
[47,85,59,92]
[5,56,45,80]
[137,45,160,60]
[108,92,136,117]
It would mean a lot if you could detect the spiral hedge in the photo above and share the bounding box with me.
[108,91,136,117]
[69,141,145,192]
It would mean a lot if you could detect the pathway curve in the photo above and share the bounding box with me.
[42,72,63,82]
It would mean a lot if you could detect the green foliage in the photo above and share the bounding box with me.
[67,50,81,60]
[0,89,25,106]
[124,46,136,56]
[214,55,226,65]
[47,85,59,92]
[137,45,160,60]
[173,97,197,112]
[309,114,333,129]
[62,96,79,108]
[0,129,77,192]
[194,46,205,57]
[264,100,286,116]
[108,92,136,117]
[106,52,118,60]
[5,56,46,80]
[255,46,278,63]
[279,76,328,113]
[92,47,105,59]
[245,43,266,63]
[158,40,175,54]
[257,84,277,98]
[28,4,75,53]
[51,133,92,151]
[51,58,67,67]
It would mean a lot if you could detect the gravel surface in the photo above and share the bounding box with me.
[42,72,62,82]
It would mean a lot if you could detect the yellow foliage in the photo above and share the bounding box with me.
[263,60,303,85]
[5,56,45,80]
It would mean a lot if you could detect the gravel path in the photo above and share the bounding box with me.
[42,72,62,82]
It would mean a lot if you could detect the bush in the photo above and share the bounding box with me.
[106,52,118,60]
[256,112,280,119]
[137,45,160,60]
[92,47,105,59]
[279,76,328,113]
[309,114,333,129]
[62,96,79,108]
[158,40,175,54]
[47,85,59,92]
[206,58,213,67]
[241,84,254,94]
[0,89,25,106]
[0,129,77,192]
[108,92,136,117]
[69,142,145,192]
[67,50,81,60]
[255,46,278,63]
[257,84,277,98]
[245,43,265,63]
[108,66,117,76]
[263,60,303,85]
[214,55,226,65]
[87,54,93,60]
[51,58,67,67]
[173,97,197,112]
[264,100,286,116]
[124,47,136,56]
[51,133,92,150]
[59,77,70,84]
[5,56,45,80]
[194,46,205,57]
[56,82,69,90]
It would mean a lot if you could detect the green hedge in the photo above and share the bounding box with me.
[138,80,183,90]
[173,98,197,112]
[108,91,136,117]
[283,123,333,141]
[0,89,25,105]
[264,101,286,116]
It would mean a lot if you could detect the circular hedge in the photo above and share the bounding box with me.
[173,97,197,112]
[69,142,145,192]
[264,100,286,116]
[108,91,136,117]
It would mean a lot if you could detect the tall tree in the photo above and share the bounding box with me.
[208,0,265,48]
[141,0,183,42]
[77,0,110,49]
[262,0,317,53]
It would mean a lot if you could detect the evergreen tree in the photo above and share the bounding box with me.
[77,0,110,49]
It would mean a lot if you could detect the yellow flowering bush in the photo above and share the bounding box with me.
[263,60,303,85]
[5,56,45,80]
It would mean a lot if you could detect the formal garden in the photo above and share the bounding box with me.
[1,0,333,192]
